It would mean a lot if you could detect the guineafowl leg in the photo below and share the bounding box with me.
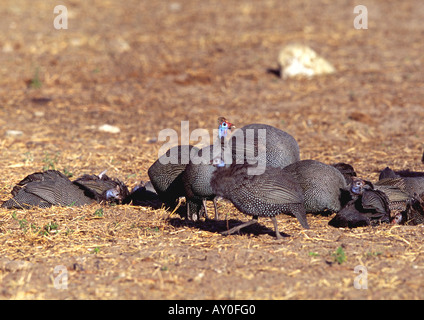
[271,216,289,239]
[187,201,198,221]
[221,216,258,236]
[202,199,210,220]
[213,197,219,220]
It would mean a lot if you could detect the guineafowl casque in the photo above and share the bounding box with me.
[329,177,391,228]
[182,117,235,220]
[281,160,348,213]
[1,170,117,209]
[210,162,309,239]
[229,123,299,170]
[148,144,199,216]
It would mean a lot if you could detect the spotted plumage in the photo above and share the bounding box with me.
[210,163,309,239]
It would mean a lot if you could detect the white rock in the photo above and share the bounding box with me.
[98,124,120,134]
[278,44,335,79]
[5,130,23,137]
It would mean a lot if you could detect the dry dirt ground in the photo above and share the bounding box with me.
[0,0,424,300]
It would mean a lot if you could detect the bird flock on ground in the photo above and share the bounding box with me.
[2,117,424,239]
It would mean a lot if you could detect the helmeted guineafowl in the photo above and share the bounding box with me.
[182,117,235,220]
[73,170,130,204]
[210,162,309,239]
[281,160,348,213]
[183,145,221,221]
[229,123,300,170]
[1,170,129,209]
[329,177,391,228]
[148,144,199,215]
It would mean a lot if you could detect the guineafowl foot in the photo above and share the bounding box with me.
[271,217,290,239]
[221,217,258,236]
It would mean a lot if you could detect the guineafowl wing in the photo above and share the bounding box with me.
[23,181,67,205]
[361,190,390,214]
[250,177,303,205]
[11,170,68,196]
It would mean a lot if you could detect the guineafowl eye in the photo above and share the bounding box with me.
[391,213,403,224]
[219,121,232,138]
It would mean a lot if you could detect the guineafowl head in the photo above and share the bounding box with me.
[391,211,406,224]
[104,184,130,204]
[217,117,235,138]
[351,177,365,195]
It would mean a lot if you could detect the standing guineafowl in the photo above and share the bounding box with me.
[182,117,235,220]
[230,123,300,170]
[1,170,125,209]
[282,160,348,213]
[183,145,221,220]
[210,162,309,239]
[148,144,199,215]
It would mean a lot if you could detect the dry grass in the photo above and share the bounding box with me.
[1,0,424,299]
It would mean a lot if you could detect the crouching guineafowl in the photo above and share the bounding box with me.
[210,162,309,239]
[329,177,391,228]
[1,170,127,209]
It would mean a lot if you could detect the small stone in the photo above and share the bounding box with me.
[5,130,23,137]
[98,124,120,134]
[278,44,335,79]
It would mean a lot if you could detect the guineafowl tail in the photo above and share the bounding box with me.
[291,203,309,229]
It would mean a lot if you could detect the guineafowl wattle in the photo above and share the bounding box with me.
[281,160,348,213]
[210,163,309,239]
[182,117,235,220]
[229,123,299,170]
[2,170,95,209]
[148,144,199,214]
[329,177,391,228]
